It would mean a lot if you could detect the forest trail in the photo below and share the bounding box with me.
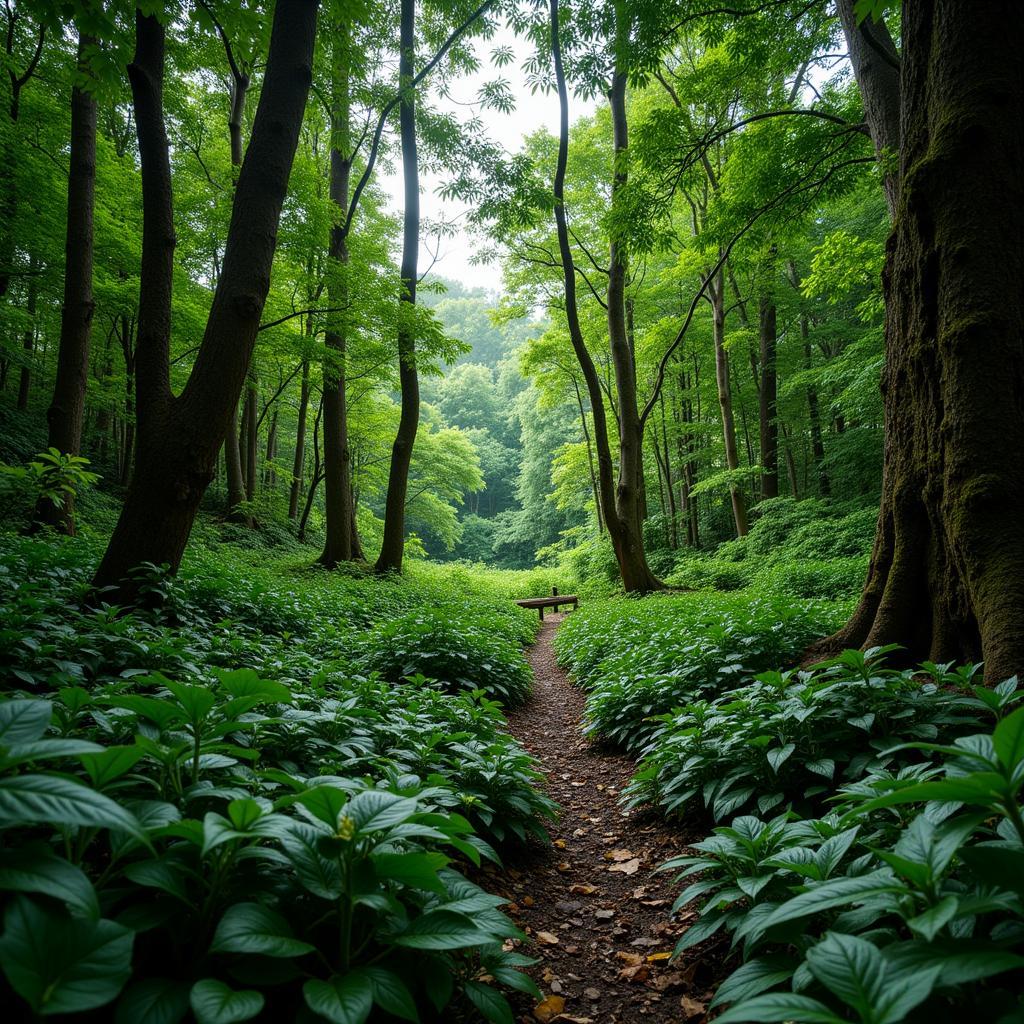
[482,615,715,1024]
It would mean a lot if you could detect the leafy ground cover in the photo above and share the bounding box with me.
[557,590,1024,1021]
[0,534,557,1022]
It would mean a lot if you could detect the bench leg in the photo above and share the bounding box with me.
[539,606,544,621]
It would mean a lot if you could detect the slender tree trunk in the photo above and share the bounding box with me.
[602,6,662,592]
[244,378,258,502]
[787,260,830,495]
[572,375,603,534]
[265,408,278,488]
[35,34,97,534]
[659,390,678,547]
[289,354,310,519]
[93,2,319,593]
[298,397,323,543]
[712,269,747,537]
[815,0,1024,681]
[16,254,36,410]
[321,23,355,566]
[225,404,247,515]
[375,0,421,574]
[758,293,778,499]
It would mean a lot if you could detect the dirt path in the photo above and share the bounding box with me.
[479,615,715,1024]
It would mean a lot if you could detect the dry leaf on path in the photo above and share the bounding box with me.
[569,883,597,895]
[536,931,560,945]
[605,849,635,862]
[608,857,641,875]
[679,994,706,1019]
[533,995,565,1022]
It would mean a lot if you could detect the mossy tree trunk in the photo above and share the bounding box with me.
[818,0,1024,681]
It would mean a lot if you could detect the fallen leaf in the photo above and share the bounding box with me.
[618,964,649,983]
[536,931,560,946]
[534,995,565,1022]
[554,839,567,849]
[646,951,672,961]
[558,1017,594,1023]
[679,995,706,1019]
[614,952,644,966]
[556,862,572,873]
[608,858,641,875]
[605,849,636,862]
[523,896,535,907]
[650,972,685,992]
[569,883,597,895]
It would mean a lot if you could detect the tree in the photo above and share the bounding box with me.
[92,2,320,594]
[816,0,1024,681]
[34,29,97,533]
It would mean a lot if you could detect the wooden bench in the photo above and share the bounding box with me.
[515,588,579,620]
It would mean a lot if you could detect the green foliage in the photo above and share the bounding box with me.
[664,703,1024,1022]
[0,449,99,525]
[554,592,844,752]
[362,609,534,708]
[0,535,555,1019]
[629,650,998,820]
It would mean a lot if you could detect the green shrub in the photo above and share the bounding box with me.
[627,649,995,820]
[663,697,1024,1023]
[0,687,539,1021]
[361,609,533,708]
[555,593,846,752]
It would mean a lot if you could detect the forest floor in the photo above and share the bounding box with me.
[476,614,719,1024]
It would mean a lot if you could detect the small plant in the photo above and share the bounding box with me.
[0,448,100,526]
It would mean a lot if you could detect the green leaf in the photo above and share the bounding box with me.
[711,956,798,1009]
[714,992,846,1023]
[303,972,374,1024]
[959,844,1024,897]
[907,895,959,941]
[993,706,1024,771]
[767,743,795,773]
[346,789,419,831]
[0,699,52,745]
[215,669,292,704]
[190,979,265,1024]
[762,870,904,929]
[372,851,449,894]
[392,910,489,950]
[80,745,145,789]
[805,932,887,1016]
[0,896,133,1015]
[363,967,419,1022]
[0,773,146,840]
[0,846,99,917]
[115,979,190,1024]
[463,981,514,1024]
[885,938,1024,985]
[209,903,315,958]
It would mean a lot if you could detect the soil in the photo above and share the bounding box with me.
[477,614,722,1024]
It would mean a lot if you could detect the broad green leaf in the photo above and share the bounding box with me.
[209,903,314,958]
[805,932,886,1016]
[392,910,489,950]
[80,745,145,788]
[714,992,846,1023]
[363,967,419,1022]
[711,955,799,1009]
[885,938,1024,985]
[303,972,373,1024]
[372,851,449,894]
[907,895,959,941]
[0,896,133,1015]
[190,979,265,1024]
[767,743,795,773]
[0,846,99,917]
[346,789,419,831]
[0,774,146,840]
[463,981,514,1024]
[0,699,52,745]
[762,871,904,929]
[115,979,190,1024]
[993,706,1024,771]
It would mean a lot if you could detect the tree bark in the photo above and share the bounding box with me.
[758,293,778,500]
[321,22,355,566]
[712,269,747,537]
[93,2,319,593]
[816,0,1024,681]
[835,0,901,216]
[35,33,97,534]
[244,377,258,502]
[289,354,310,519]
[16,254,37,410]
[375,0,421,574]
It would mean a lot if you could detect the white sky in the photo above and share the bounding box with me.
[378,22,597,288]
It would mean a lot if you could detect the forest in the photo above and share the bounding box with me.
[0,0,1022,1021]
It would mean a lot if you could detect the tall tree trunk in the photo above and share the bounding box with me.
[244,378,258,502]
[572,375,603,534]
[758,293,779,500]
[375,0,420,574]
[16,254,37,410]
[816,0,1024,681]
[602,5,661,592]
[93,2,319,594]
[835,0,900,216]
[787,260,830,495]
[298,396,324,543]
[289,354,310,519]
[712,269,747,537]
[659,390,678,547]
[35,33,97,534]
[321,23,355,566]
[265,408,277,487]
[225,404,247,515]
